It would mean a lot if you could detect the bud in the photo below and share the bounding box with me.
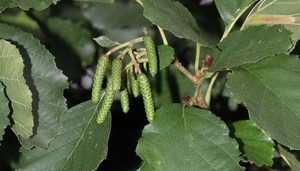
[204,55,213,68]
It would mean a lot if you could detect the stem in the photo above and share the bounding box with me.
[129,48,142,74]
[172,59,196,84]
[125,58,148,70]
[194,43,201,73]
[157,26,169,45]
[106,37,143,56]
[193,76,205,99]
[205,73,218,106]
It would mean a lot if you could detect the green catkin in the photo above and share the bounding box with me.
[126,72,132,95]
[97,78,116,124]
[131,73,140,97]
[92,55,109,102]
[111,58,123,91]
[120,89,130,113]
[137,73,155,122]
[143,35,157,77]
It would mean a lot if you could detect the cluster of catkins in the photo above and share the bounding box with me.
[91,35,157,124]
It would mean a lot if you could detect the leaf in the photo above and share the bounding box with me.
[0,82,10,142]
[0,23,68,149]
[17,100,111,171]
[11,0,59,10]
[141,0,213,47]
[136,103,242,171]
[243,0,300,44]
[94,35,119,48]
[46,17,96,66]
[81,2,149,31]
[151,66,194,108]
[215,0,257,31]
[0,0,15,13]
[233,120,275,166]
[0,10,45,40]
[209,25,293,72]
[227,54,300,150]
[158,45,174,70]
[278,145,300,170]
[0,39,33,139]
[73,0,114,2]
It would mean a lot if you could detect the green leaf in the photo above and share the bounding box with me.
[0,0,15,13]
[0,82,10,142]
[233,120,275,166]
[209,25,293,72]
[278,145,300,170]
[151,66,194,108]
[0,10,45,40]
[243,0,300,44]
[17,100,111,171]
[227,54,300,150]
[0,23,68,149]
[11,0,59,10]
[81,2,149,31]
[136,103,242,171]
[215,0,257,28]
[73,0,114,2]
[158,45,174,70]
[141,0,213,47]
[94,35,119,48]
[0,39,33,139]
[46,17,96,66]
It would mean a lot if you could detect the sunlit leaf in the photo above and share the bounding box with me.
[227,54,300,150]
[0,39,33,139]
[17,100,111,171]
[136,103,242,171]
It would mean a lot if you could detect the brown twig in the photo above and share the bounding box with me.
[172,59,198,85]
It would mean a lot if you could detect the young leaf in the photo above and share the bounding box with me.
[0,82,10,142]
[227,54,300,150]
[94,35,119,48]
[141,0,213,47]
[17,100,111,171]
[243,0,300,44]
[209,25,293,72]
[158,45,174,70]
[233,120,275,166]
[0,23,69,149]
[46,17,96,66]
[0,39,33,139]
[136,104,242,171]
